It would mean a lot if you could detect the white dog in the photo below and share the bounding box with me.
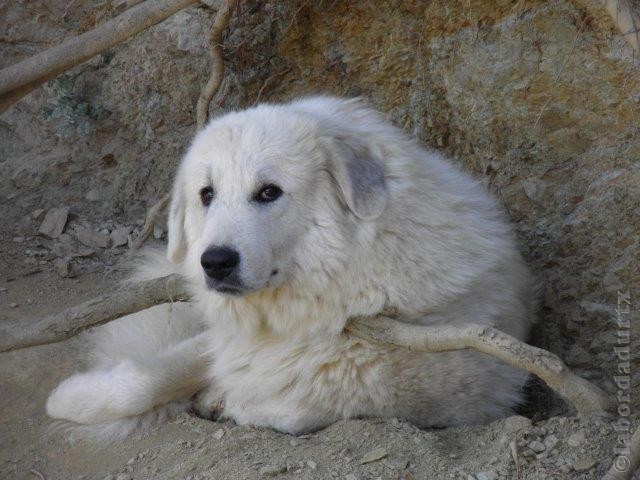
[47,96,535,436]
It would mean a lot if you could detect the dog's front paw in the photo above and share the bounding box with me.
[189,388,224,421]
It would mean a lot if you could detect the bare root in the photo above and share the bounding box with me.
[0,274,190,353]
[346,316,611,416]
[0,0,199,114]
[196,0,238,130]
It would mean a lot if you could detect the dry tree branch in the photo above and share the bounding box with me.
[346,316,612,416]
[196,0,238,129]
[0,0,199,115]
[602,424,640,480]
[0,274,190,353]
[2,272,611,416]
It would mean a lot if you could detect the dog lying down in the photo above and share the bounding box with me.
[47,96,535,437]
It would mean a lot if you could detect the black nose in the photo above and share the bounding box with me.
[200,247,240,281]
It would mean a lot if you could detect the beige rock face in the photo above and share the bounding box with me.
[0,0,637,471]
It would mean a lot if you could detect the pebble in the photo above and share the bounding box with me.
[567,431,585,447]
[359,446,388,464]
[573,457,597,471]
[259,464,286,476]
[54,257,74,278]
[528,440,545,453]
[213,429,224,440]
[543,434,559,452]
[12,236,25,243]
[76,226,112,249]
[306,460,317,470]
[475,472,498,480]
[115,474,131,480]
[9,303,18,308]
[38,207,69,238]
[153,225,164,239]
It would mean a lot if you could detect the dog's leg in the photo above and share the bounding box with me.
[47,332,211,424]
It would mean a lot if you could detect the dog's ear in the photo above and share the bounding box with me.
[324,135,388,220]
[167,174,188,264]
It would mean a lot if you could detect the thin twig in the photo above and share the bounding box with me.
[253,68,289,105]
[132,192,171,250]
[29,469,46,480]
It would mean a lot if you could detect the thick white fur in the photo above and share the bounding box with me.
[47,96,535,437]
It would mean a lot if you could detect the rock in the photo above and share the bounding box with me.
[306,460,317,470]
[153,225,164,239]
[38,207,69,238]
[543,434,559,452]
[31,208,44,219]
[385,457,409,470]
[572,457,597,471]
[258,464,286,476]
[475,472,498,480]
[85,188,103,202]
[502,416,531,434]
[12,236,25,243]
[9,303,18,308]
[567,431,585,447]
[54,257,74,278]
[76,226,112,249]
[359,446,388,464]
[528,441,545,453]
[344,475,357,480]
[115,474,131,480]
[213,429,224,440]
[110,226,133,247]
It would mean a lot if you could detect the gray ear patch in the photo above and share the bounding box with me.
[330,136,388,220]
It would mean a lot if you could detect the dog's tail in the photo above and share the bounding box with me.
[46,299,210,441]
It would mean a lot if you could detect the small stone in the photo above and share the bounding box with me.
[573,457,597,471]
[153,225,164,239]
[385,458,409,470]
[359,447,388,464]
[38,207,69,238]
[0,287,7,292]
[110,226,133,247]
[12,236,25,243]
[567,431,585,447]
[76,226,112,249]
[54,257,74,278]
[475,472,498,480]
[544,434,560,451]
[259,464,286,476]
[306,460,317,470]
[528,441,545,453]
[9,303,18,308]
[502,416,532,433]
[32,209,45,219]
[115,474,131,480]
[213,429,224,440]
[85,188,103,202]
[559,465,571,474]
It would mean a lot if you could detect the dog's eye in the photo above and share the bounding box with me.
[199,186,215,207]
[254,184,283,203]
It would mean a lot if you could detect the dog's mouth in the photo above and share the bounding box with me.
[204,275,247,296]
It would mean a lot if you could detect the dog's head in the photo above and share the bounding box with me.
[167,97,389,296]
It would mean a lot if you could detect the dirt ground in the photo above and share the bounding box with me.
[0,222,633,480]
